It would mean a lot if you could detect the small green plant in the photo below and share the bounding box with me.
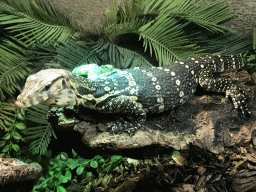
[32,150,125,192]
[0,106,27,157]
[253,24,256,50]
[243,25,256,73]
[33,150,103,192]
[105,155,124,173]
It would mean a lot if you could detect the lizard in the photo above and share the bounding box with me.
[15,54,251,134]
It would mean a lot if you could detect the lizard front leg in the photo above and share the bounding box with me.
[96,95,147,135]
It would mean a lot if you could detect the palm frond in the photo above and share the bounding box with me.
[0,0,83,46]
[31,41,102,71]
[29,43,58,73]
[24,104,56,155]
[55,41,101,70]
[138,15,201,65]
[31,39,152,70]
[193,32,252,55]
[104,0,148,39]
[139,0,234,32]
[105,41,152,68]
[104,0,248,67]
[0,38,31,101]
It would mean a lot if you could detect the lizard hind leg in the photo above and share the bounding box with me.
[199,69,251,117]
[225,84,251,117]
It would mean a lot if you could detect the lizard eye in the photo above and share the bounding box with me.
[43,84,51,91]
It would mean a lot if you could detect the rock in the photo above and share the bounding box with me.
[0,158,42,191]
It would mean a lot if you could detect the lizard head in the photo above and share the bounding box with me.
[15,69,77,108]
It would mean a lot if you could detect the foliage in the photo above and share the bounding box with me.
[0,0,83,100]
[33,150,119,192]
[0,0,83,46]
[0,0,83,155]
[32,151,152,191]
[0,0,253,158]
[104,0,251,65]
[0,39,31,102]
[253,25,256,50]
[31,39,153,72]
[0,103,26,157]
[24,104,56,155]
[244,26,256,73]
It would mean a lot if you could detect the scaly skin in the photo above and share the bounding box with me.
[15,55,251,133]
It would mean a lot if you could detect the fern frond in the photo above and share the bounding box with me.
[26,124,55,155]
[0,102,16,131]
[25,104,56,155]
[0,0,83,46]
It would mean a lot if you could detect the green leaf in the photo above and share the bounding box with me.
[56,167,61,172]
[49,171,54,176]
[67,159,78,170]
[4,118,13,126]
[2,133,11,140]
[86,172,92,178]
[99,158,105,167]
[60,152,68,161]
[111,155,123,162]
[15,122,26,130]
[2,145,10,152]
[0,153,6,158]
[0,140,7,148]
[90,160,98,168]
[13,132,22,140]
[65,170,72,180]
[16,110,26,120]
[11,144,20,152]
[76,166,84,175]
[71,149,77,158]
[59,175,68,183]
[57,186,66,192]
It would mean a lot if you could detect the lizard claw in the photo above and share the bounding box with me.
[107,120,140,136]
[226,85,251,117]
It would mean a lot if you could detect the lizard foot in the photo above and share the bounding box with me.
[107,118,141,136]
[226,85,251,117]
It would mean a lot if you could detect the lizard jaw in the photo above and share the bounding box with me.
[14,100,27,109]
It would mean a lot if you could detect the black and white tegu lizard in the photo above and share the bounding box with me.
[15,55,251,133]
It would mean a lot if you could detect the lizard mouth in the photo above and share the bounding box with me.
[14,100,26,109]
